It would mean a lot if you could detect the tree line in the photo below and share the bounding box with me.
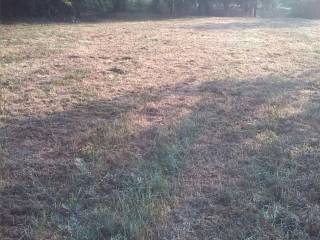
[1,0,319,20]
[1,0,257,19]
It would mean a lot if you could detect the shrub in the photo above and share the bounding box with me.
[1,0,73,18]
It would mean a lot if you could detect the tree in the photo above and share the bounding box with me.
[221,0,231,16]
[242,0,258,17]
[151,0,161,12]
[289,0,320,19]
[198,0,211,15]
[112,0,127,12]
[72,0,81,18]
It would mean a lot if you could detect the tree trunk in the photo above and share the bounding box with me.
[112,0,126,12]
[72,0,81,19]
[0,0,2,23]
[151,0,160,13]
[198,0,209,16]
[170,0,175,16]
[253,0,257,17]
[223,0,230,17]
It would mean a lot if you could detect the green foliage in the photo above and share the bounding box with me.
[2,0,318,19]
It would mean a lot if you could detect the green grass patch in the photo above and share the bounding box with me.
[64,69,90,81]
[0,55,25,65]
[52,69,90,86]
[0,78,23,91]
[314,49,320,54]
[244,118,320,239]
[80,117,131,162]
[1,47,60,65]
[39,112,203,240]
[0,89,6,115]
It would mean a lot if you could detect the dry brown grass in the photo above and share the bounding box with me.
[0,17,320,239]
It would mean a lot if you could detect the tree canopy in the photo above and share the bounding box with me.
[1,0,319,20]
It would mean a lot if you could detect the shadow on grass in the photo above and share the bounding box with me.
[182,18,319,31]
[0,71,319,239]
[0,14,228,25]
[0,80,198,238]
[2,14,319,27]
[163,74,320,239]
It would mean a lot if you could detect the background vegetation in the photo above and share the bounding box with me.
[1,0,319,20]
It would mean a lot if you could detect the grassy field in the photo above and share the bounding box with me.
[1,17,320,240]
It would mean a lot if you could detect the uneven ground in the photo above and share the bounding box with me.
[1,17,320,240]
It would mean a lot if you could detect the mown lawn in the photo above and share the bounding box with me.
[1,17,320,240]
